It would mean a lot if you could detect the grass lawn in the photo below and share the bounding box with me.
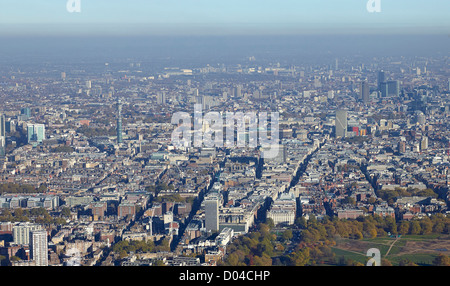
[331,247,368,265]
[331,234,450,266]
[387,253,437,266]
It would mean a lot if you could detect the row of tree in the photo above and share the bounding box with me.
[295,213,450,240]
[112,238,171,259]
[221,223,278,266]
[0,207,69,225]
[221,221,336,266]
[377,187,438,204]
[222,214,450,266]
[0,183,47,195]
[76,126,116,138]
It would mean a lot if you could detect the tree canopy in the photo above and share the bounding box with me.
[0,183,46,195]
[222,214,450,266]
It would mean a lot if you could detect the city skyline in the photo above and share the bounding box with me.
[0,0,449,276]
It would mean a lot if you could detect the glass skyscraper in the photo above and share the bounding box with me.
[27,124,45,144]
[380,82,389,98]
[21,107,31,119]
[387,80,400,97]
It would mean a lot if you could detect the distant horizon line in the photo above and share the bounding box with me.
[0,22,448,37]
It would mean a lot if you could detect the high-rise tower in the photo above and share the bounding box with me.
[117,99,123,144]
[378,70,386,90]
[0,114,5,157]
[387,80,400,97]
[13,223,41,245]
[27,124,45,144]
[205,197,219,233]
[30,229,48,266]
[361,81,370,103]
[335,110,348,138]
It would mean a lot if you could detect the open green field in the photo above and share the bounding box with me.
[331,234,450,266]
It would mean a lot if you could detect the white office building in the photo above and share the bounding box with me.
[13,223,42,245]
[30,229,48,266]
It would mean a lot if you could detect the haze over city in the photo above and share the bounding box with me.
[0,0,449,277]
[0,0,449,36]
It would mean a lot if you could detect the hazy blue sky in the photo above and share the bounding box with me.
[0,0,449,35]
